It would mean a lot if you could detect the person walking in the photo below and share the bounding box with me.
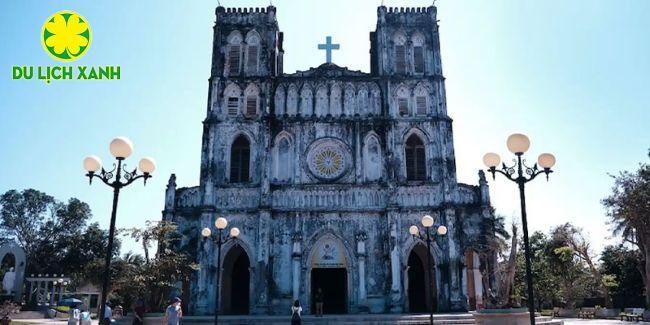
[132,299,145,325]
[103,302,113,324]
[290,300,302,325]
[67,305,80,325]
[314,288,324,317]
[163,297,183,325]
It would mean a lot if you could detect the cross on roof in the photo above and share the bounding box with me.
[317,36,340,64]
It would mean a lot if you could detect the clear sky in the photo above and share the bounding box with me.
[0,0,648,257]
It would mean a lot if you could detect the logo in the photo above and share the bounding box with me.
[42,11,92,62]
[12,10,120,83]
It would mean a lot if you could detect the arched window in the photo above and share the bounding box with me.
[396,86,410,116]
[412,33,426,74]
[370,84,381,115]
[274,86,285,116]
[330,84,342,116]
[344,84,356,116]
[224,83,242,117]
[356,84,368,116]
[226,31,243,76]
[363,134,382,181]
[405,134,426,181]
[244,84,259,117]
[245,31,260,75]
[414,85,428,116]
[315,85,328,116]
[394,33,407,74]
[230,135,251,183]
[273,133,293,182]
[287,85,298,116]
[300,85,313,116]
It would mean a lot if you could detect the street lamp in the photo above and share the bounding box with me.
[482,133,555,325]
[408,215,447,325]
[201,217,241,324]
[83,136,156,325]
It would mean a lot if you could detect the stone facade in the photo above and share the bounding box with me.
[163,4,494,316]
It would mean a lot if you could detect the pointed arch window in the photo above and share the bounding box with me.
[405,135,426,181]
[396,86,410,116]
[394,34,407,74]
[230,135,251,183]
[245,31,260,75]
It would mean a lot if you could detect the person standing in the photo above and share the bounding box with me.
[103,303,112,324]
[290,300,302,325]
[163,297,182,325]
[314,288,324,317]
[132,299,145,325]
[67,305,80,325]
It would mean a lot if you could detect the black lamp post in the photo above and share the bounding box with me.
[408,215,448,325]
[83,137,156,324]
[482,133,556,325]
[201,217,241,325]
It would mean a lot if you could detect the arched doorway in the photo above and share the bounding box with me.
[221,245,250,315]
[465,250,483,310]
[309,235,349,314]
[407,243,436,313]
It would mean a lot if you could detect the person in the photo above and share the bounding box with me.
[314,288,324,317]
[132,299,145,325]
[290,300,302,325]
[79,308,92,325]
[67,305,80,325]
[163,297,182,325]
[103,303,113,324]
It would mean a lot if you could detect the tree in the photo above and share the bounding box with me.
[602,150,650,307]
[0,189,116,278]
[114,221,199,311]
[514,231,561,310]
[600,245,645,307]
[552,223,612,306]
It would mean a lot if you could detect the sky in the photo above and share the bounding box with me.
[0,0,648,258]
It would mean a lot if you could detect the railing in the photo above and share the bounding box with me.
[176,186,200,208]
[272,186,387,210]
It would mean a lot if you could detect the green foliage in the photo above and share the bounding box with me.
[111,221,199,312]
[602,150,650,307]
[600,245,645,307]
[0,189,116,283]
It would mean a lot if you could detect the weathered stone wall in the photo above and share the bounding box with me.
[162,4,495,316]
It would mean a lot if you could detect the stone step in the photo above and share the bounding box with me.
[181,313,476,325]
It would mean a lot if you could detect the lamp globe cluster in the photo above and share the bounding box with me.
[83,136,157,175]
[482,133,556,170]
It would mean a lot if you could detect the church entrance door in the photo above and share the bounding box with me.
[311,268,347,314]
[221,245,250,315]
[407,244,436,313]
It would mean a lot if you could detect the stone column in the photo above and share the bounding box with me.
[356,232,368,303]
[291,232,302,301]
[253,210,271,314]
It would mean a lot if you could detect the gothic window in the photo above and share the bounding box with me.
[330,84,342,116]
[227,98,240,116]
[243,84,259,117]
[273,133,293,182]
[416,96,427,115]
[300,86,313,116]
[226,31,243,76]
[287,85,298,116]
[363,134,382,181]
[245,31,260,75]
[412,33,426,74]
[230,135,251,183]
[395,45,407,74]
[414,47,424,74]
[370,84,381,115]
[405,134,426,181]
[315,85,328,116]
[355,85,368,116]
[414,85,428,116]
[274,86,285,116]
[224,83,241,117]
[396,86,410,116]
[394,33,407,74]
[344,84,356,116]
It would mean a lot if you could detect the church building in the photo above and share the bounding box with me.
[162,3,495,315]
